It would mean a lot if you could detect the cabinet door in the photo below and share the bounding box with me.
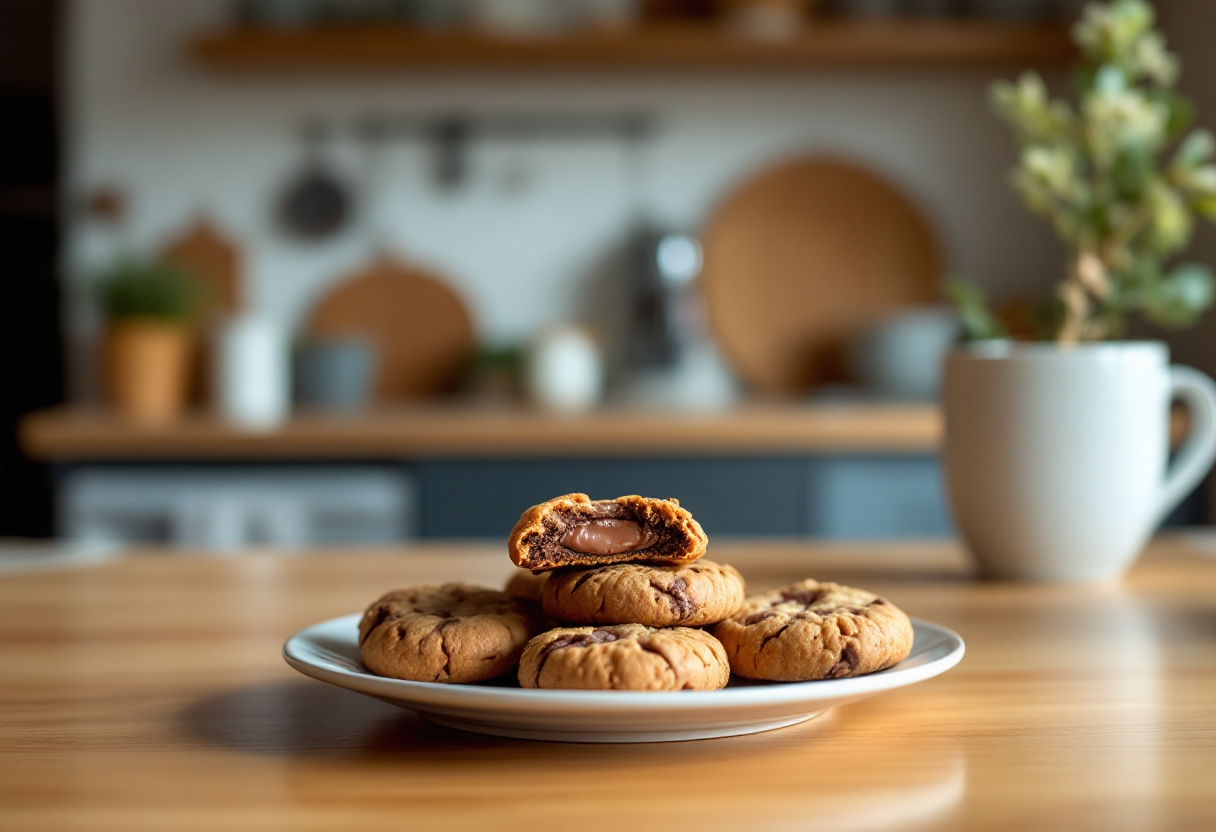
[807,456,953,539]
[413,457,809,538]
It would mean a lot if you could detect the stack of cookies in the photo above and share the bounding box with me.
[508,493,743,691]
[358,493,914,691]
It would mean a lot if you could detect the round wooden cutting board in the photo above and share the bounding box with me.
[701,157,940,394]
[307,256,474,401]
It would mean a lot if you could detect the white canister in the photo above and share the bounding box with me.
[214,314,290,429]
[525,326,604,413]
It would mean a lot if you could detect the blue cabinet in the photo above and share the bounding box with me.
[412,455,953,539]
[55,454,959,545]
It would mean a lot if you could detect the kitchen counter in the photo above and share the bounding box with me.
[3,536,1215,829]
[21,402,941,460]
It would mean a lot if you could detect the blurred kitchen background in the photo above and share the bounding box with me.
[4,0,1216,554]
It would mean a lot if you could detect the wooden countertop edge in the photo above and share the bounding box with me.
[19,403,943,460]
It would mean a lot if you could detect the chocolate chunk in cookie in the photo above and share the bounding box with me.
[359,583,544,683]
[508,493,707,572]
[712,579,913,682]
[543,560,745,627]
[518,623,729,691]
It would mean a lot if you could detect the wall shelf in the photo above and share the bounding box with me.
[191,21,1074,71]
[21,403,942,461]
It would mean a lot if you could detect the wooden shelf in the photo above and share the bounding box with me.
[191,22,1074,71]
[21,402,942,461]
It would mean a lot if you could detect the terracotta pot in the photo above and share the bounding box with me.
[103,320,193,423]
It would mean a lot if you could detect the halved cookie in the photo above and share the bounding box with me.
[518,624,729,691]
[712,579,913,682]
[508,493,707,572]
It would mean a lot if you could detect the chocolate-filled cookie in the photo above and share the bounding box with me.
[518,624,729,691]
[712,579,913,682]
[508,493,707,572]
[359,584,544,683]
[543,560,745,627]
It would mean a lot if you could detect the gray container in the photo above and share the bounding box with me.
[294,337,376,412]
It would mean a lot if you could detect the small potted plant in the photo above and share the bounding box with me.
[95,258,199,423]
[943,0,1216,581]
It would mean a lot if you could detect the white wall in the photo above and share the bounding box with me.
[65,0,1079,395]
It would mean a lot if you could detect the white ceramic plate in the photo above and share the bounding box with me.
[284,614,964,743]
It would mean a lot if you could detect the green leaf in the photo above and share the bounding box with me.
[1192,195,1216,221]
[1174,129,1215,171]
[1095,64,1126,95]
[1032,297,1067,341]
[1142,263,1215,327]
[1111,145,1153,196]
[944,280,1008,341]
[1145,179,1193,254]
[1154,89,1194,139]
[93,258,200,322]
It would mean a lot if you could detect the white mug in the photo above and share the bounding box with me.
[943,341,1216,582]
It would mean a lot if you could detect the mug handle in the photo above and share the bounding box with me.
[1158,365,1216,524]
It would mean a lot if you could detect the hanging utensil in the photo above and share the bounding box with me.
[277,119,352,242]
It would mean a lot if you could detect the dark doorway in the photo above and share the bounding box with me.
[0,0,65,536]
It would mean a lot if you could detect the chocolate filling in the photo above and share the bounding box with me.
[560,519,658,555]
[523,500,689,569]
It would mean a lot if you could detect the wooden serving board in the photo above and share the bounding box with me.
[159,218,243,404]
[701,157,940,394]
[159,218,242,314]
[307,256,474,401]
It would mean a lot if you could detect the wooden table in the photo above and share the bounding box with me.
[3,537,1215,830]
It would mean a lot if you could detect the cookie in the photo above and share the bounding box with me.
[518,623,730,691]
[504,570,549,603]
[712,580,913,682]
[359,583,544,683]
[543,560,745,627]
[508,493,708,572]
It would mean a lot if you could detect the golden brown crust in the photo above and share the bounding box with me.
[543,560,745,627]
[711,580,913,682]
[518,624,730,691]
[507,493,708,571]
[504,570,549,604]
[359,583,544,683]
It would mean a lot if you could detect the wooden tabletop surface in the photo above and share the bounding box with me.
[20,402,941,460]
[3,536,1215,831]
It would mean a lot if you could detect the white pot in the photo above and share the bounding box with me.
[943,341,1216,582]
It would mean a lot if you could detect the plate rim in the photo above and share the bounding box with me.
[283,613,965,710]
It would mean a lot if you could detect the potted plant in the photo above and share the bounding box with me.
[943,0,1216,581]
[95,258,199,423]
